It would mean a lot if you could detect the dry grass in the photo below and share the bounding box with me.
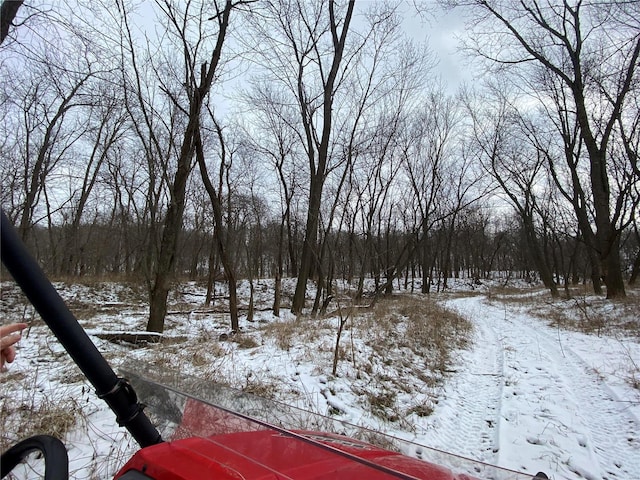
[359,295,472,374]
[407,403,434,418]
[350,428,399,452]
[259,316,303,350]
[340,295,473,423]
[253,294,471,424]
[232,334,260,349]
[487,285,549,298]
[558,296,638,336]
[0,374,81,452]
[402,297,471,368]
[618,340,640,392]
[367,390,399,422]
[1,279,148,324]
[488,286,640,338]
[241,378,279,398]
[1,280,473,469]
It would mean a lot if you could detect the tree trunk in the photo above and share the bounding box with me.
[195,125,239,332]
[273,217,286,316]
[292,172,322,313]
[629,250,640,285]
[522,216,559,298]
[573,78,629,298]
[273,273,281,316]
[602,232,626,298]
[0,0,23,44]
[147,119,195,333]
[205,241,218,306]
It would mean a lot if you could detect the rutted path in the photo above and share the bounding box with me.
[422,300,505,467]
[425,296,640,480]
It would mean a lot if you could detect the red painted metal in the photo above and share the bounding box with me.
[115,429,476,480]
[114,386,481,480]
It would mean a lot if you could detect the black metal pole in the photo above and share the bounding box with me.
[1,210,162,448]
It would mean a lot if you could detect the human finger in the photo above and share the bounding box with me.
[0,332,23,351]
[0,323,28,337]
[1,346,15,371]
[2,346,16,364]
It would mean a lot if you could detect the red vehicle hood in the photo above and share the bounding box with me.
[116,428,474,479]
[115,366,530,480]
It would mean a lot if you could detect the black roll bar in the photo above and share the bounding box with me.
[0,209,162,448]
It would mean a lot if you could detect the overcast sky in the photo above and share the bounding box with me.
[404,2,473,90]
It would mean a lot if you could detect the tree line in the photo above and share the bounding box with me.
[1,0,638,333]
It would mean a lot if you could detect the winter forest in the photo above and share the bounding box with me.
[1,0,639,335]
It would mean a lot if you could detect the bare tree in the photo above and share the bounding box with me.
[448,0,640,297]
[195,116,242,332]
[311,26,410,311]
[242,83,301,315]
[630,208,640,285]
[117,0,244,332]
[402,90,460,293]
[467,85,559,297]
[245,0,357,314]
[0,56,94,244]
[61,88,128,275]
[533,74,605,294]
[438,139,485,290]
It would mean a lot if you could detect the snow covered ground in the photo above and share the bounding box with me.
[437,296,640,479]
[1,279,639,480]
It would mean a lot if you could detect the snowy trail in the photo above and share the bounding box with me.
[428,296,640,480]
[423,302,505,466]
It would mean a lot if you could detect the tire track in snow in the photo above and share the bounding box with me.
[444,296,640,480]
[422,297,505,467]
[496,303,640,480]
